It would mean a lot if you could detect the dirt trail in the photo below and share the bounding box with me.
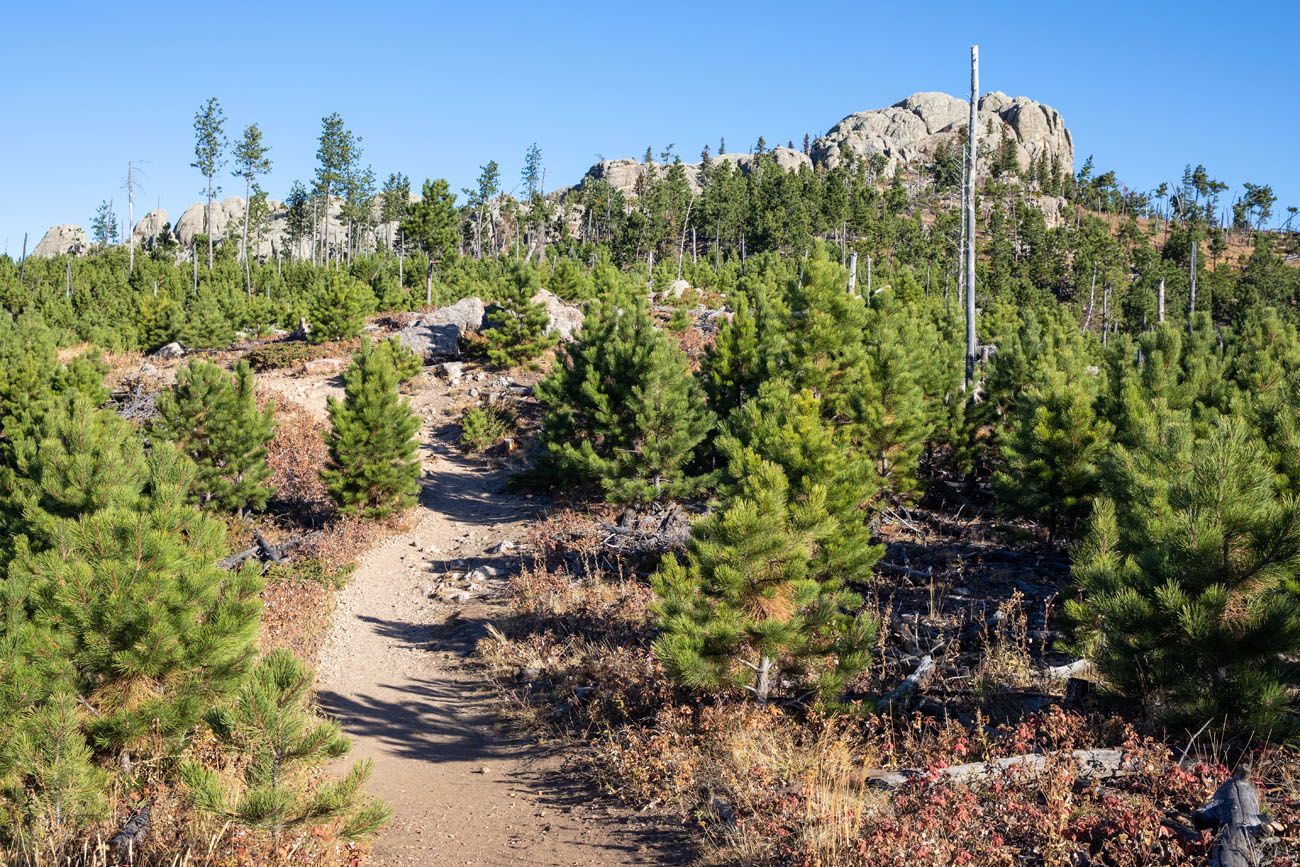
[300,373,688,866]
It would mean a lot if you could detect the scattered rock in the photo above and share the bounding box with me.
[467,566,501,583]
[151,341,186,359]
[439,361,465,384]
[666,279,691,299]
[398,297,487,361]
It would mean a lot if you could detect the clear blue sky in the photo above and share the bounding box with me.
[2,0,1297,253]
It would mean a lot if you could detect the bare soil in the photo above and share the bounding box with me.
[257,361,692,866]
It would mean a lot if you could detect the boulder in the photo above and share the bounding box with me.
[151,341,186,359]
[531,289,584,341]
[31,224,88,258]
[398,297,487,360]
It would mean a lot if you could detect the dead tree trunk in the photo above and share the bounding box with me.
[1157,277,1166,323]
[1188,236,1198,331]
[963,45,979,389]
[1194,777,1269,867]
[848,251,858,295]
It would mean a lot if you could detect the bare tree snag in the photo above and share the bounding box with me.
[963,45,979,389]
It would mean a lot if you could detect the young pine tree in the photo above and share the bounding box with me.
[322,338,421,517]
[719,381,882,581]
[1067,418,1300,739]
[993,370,1113,539]
[154,359,276,513]
[6,441,263,750]
[536,283,712,502]
[485,262,554,368]
[182,649,390,843]
[308,273,374,343]
[652,458,877,703]
[702,291,768,417]
[180,288,235,349]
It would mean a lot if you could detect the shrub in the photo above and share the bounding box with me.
[322,338,421,518]
[459,405,512,453]
[182,649,390,843]
[377,336,423,383]
[246,340,330,371]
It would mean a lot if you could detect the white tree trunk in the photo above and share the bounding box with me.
[964,45,979,388]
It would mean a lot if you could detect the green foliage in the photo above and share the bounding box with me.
[1067,418,1300,739]
[181,288,235,349]
[994,371,1112,537]
[485,263,554,368]
[719,382,882,581]
[322,338,421,517]
[307,273,374,343]
[245,340,330,371]
[182,649,390,842]
[459,405,512,454]
[536,281,713,502]
[153,359,276,513]
[652,458,877,703]
[1,432,262,758]
[702,291,766,416]
[376,336,423,383]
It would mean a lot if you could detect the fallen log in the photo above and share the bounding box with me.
[108,802,151,856]
[1044,658,1094,680]
[864,747,1130,790]
[220,534,308,570]
[875,655,934,712]
[1194,777,1270,867]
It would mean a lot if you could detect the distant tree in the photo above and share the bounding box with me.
[521,144,547,260]
[90,200,118,248]
[464,161,500,258]
[322,338,421,517]
[192,97,227,269]
[284,180,312,259]
[380,172,410,253]
[153,359,276,513]
[180,288,235,350]
[314,113,352,263]
[231,123,272,294]
[399,179,459,305]
[182,649,390,843]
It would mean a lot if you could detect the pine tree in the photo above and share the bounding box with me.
[857,305,932,495]
[322,338,421,517]
[993,370,1113,538]
[400,178,459,305]
[153,359,276,513]
[652,458,877,702]
[702,291,767,417]
[719,381,882,581]
[308,273,374,343]
[7,441,263,749]
[1067,418,1300,738]
[376,336,422,383]
[536,282,712,502]
[485,262,554,369]
[182,649,390,843]
[181,287,235,349]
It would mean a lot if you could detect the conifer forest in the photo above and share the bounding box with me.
[1,22,1299,867]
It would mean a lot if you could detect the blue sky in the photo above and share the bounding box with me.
[2,0,1297,253]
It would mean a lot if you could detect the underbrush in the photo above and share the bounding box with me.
[479,514,1300,866]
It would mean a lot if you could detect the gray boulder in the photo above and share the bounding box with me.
[531,289,584,342]
[398,297,487,360]
[31,224,88,258]
[151,341,186,359]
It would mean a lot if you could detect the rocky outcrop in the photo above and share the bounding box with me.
[812,91,1072,175]
[398,297,488,360]
[31,224,89,258]
[131,208,169,245]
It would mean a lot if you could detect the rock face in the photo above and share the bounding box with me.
[131,208,169,245]
[398,297,487,360]
[531,290,584,341]
[812,91,1072,175]
[31,224,89,258]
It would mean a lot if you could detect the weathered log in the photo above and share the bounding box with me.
[876,655,934,712]
[219,534,308,570]
[1194,777,1269,867]
[1044,659,1094,680]
[864,747,1130,790]
[108,802,151,855]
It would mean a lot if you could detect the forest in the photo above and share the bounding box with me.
[1,82,1299,867]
